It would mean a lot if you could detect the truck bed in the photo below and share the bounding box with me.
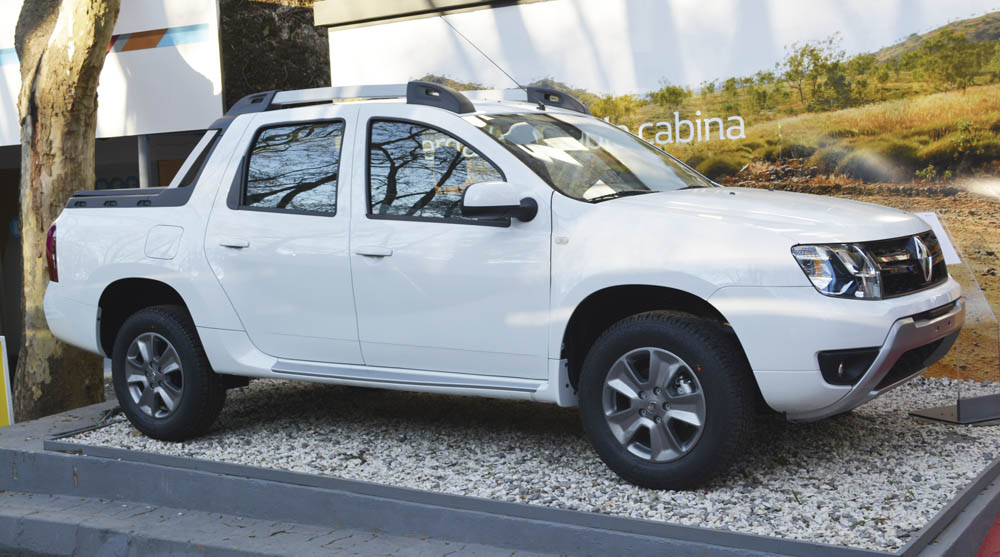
[66,187,196,209]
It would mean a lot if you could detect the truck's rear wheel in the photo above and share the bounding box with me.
[111,306,225,441]
[579,311,753,489]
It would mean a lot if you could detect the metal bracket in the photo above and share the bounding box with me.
[911,393,1000,425]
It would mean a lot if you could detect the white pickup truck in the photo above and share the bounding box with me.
[44,82,963,489]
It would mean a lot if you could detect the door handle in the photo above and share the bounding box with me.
[354,245,393,257]
[218,238,250,249]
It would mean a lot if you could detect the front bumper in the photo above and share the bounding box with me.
[786,297,964,421]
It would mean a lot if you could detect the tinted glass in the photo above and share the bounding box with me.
[244,121,344,214]
[465,113,713,202]
[368,120,503,220]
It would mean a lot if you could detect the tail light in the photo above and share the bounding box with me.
[46,224,58,282]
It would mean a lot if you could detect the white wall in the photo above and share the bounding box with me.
[0,0,224,146]
[0,12,20,147]
[326,0,1000,95]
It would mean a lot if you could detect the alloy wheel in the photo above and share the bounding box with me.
[125,332,184,419]
[601,346,707,462]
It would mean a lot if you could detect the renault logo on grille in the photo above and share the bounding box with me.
[911,236,934,282]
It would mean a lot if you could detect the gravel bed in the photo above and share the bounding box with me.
[67,377,1000,551]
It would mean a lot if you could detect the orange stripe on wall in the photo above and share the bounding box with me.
[121,29,167,52]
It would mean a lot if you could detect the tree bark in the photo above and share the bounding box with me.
[13,0,120,421]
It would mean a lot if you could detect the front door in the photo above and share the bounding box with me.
[204,105,363,364]
[349,105,551,379]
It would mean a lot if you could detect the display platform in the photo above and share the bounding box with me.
[0,377,996,556]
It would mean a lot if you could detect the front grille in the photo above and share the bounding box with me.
[862,231,948,298]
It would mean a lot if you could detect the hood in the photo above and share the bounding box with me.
[613,187,929,244]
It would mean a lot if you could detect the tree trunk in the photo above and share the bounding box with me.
[12,0,120,421]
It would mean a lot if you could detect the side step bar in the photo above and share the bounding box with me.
[272,359,543,393]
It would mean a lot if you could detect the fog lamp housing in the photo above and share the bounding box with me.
[817,347,880,386]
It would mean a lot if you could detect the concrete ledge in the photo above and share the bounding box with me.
[0,490,516,556]
[901,456,1000,555]
[2,402,999,556]
[0,491,284,557]
[916,473,1000,556]
[6,440,824,557]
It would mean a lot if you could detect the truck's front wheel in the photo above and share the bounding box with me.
[111,306,225,441]
[579,311,754,489]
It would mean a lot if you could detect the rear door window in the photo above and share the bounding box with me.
[242,120,345,215]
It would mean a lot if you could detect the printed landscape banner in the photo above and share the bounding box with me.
[328,0,1000,380]
[328,0,1000,186]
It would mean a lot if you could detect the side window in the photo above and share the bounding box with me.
[243,120,344,214]
[368,119,504,221]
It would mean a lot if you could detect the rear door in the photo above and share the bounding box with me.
[204,104,362,364]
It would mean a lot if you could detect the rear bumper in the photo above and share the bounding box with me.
[786,297,964,421]
[43,286,102,355]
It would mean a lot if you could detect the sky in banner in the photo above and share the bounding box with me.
[328,0,1000,95]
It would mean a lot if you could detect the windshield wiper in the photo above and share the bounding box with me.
[586,190,655,203]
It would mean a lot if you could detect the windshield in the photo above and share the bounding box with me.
[464,112,714,201]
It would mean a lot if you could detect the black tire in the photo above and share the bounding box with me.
[112,305,225,441]
[578,311,754,490]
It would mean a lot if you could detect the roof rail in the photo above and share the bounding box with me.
[222,81,478,116]
[226,91,278,116]
[219,81,587,120]
[223,84,408,117]
[406,81,475,114]
[462,87,590,115]
[272,84,407,107]
[525,86,589,114]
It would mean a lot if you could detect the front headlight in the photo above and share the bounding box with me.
[791,244,882,299]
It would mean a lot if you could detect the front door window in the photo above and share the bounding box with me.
[368,119,503,222]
